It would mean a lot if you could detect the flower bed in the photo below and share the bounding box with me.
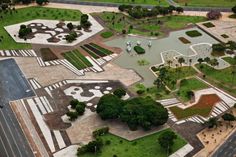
[81,45,99,59]
[84,44,107,57]
[185,30,202,37]
[90,43,113,55]
[169,94,221,119]
[134,45,145,54]
[63,49,92,70]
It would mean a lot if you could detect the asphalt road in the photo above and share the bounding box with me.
[50,0,232,12]
[0,59,35,157]
[212,131,236,157]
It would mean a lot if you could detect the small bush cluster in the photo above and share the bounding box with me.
[101,31,113,38]
[66,99,86,121]
[92,127,109,138]
[202,22,215,28]
[65,31,78,43]
[18,24,32,38]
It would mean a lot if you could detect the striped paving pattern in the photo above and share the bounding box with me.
[29,78,42,90]
[0,49,37,57]
[25,96,67,152]
[44,80,68,97]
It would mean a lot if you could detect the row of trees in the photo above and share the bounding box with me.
[96,93,168,131]
[118,5,183,19]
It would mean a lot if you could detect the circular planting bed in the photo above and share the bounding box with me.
[134,45,145,54]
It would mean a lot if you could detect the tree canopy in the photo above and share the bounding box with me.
[158,130,177,155]
[96,95,168,131]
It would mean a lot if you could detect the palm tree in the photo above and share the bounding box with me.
[189,59,192,67]
[178,57,185,67]
[166,60,173,67]
[205,117,218,129]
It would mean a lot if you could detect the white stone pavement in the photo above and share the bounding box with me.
[4,16,104,46]
[169,144,194,157]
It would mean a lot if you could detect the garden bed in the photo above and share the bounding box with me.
[40,48,58,62]
[134,46,145,54]
[178,37,191,44]
[81,45,99,59]
[63,49,92,70]
[202,22,215,28]
[185,30,202,37]
[169,94,221,119]
[90,43,113,55]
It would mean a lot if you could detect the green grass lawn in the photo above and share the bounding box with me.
[156,66,198,90]
[75,0,169,6]
[79,128,187,157]
[131,83,173,100]
[173,0,235,7]
[0,7,82,50]
[63,49,92,70]
[196,64,236,96]
[96,12,206,36]
[222,57,236,65]
[176,78,208,102]
[196,64,236,87]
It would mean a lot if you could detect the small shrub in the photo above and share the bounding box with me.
[134,46,145,54]
[137,89,145,95]
[113,88,126,98]
[101,31,113,38]
[221,34,229,38]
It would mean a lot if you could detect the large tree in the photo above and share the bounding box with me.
[96,95,168,131]
[96,94,124,120]
[158,131,177,155]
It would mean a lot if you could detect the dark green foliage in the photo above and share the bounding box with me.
[67,22,74,30]
[96,94,124,120]
[96,95,168,131]
[212,43,225,52]
[185,30,202,37]
[113,88,126,98]
[68,100,86,120]
[158,131,177,154]
[202,22,215,28]
[18,24,32,38]
[134,45,145,54]
[120,97,168,130]
[222,113,235,123]
[75,104,85,115]
[80,14,92,29]
[232,5,236,14]
[118,5,183,19]
[70,99,79,109]
[77,138,103,155]
[205,117,218,128]
[66,111,78,121]
[36,0,48,5]
[65,31,77,43]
